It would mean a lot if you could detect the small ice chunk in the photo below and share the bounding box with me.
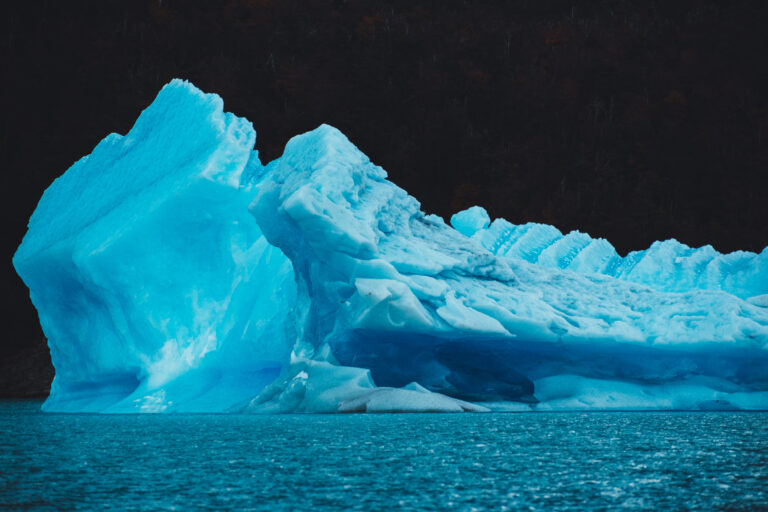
[338,387,489,413]
[450,206,491,237]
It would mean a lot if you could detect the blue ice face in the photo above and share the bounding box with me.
[13,80,296,412]
[13,80,768,414]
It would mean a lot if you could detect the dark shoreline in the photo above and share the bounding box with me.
[0,340,53,399]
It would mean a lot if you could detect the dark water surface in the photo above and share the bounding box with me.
[1,401,766,511]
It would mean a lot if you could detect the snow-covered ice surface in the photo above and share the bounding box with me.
[13,80,768,413]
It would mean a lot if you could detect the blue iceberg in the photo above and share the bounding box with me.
[13,80,768,413]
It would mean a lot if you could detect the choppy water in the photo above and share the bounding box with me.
[0,401,766,511]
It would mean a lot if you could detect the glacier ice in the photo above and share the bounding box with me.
[13,79,768,413]
[13,81,295,412]
[460,211,768,300]
[450,206,490,237]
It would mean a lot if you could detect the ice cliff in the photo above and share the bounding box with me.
[13,82,295,412]
[13,80,768,413]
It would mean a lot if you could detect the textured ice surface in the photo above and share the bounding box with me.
[14,80,768,413]
[457,208,768,300]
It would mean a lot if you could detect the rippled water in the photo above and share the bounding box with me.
[1,401,766,511]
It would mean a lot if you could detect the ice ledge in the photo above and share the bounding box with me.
[247,360,489,414]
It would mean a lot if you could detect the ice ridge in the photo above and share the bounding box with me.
[454,209,767,300]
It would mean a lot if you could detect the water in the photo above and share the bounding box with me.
[1,401,766,511]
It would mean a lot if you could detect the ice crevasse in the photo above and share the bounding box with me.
[13,80,768,413]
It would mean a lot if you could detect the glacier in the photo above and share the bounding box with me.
[13,79,768,413]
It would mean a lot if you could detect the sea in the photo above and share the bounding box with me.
[1,401,766,511]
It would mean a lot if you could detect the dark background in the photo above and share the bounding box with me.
[2,0,767,393]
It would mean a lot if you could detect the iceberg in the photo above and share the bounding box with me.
[13,80,768,413]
